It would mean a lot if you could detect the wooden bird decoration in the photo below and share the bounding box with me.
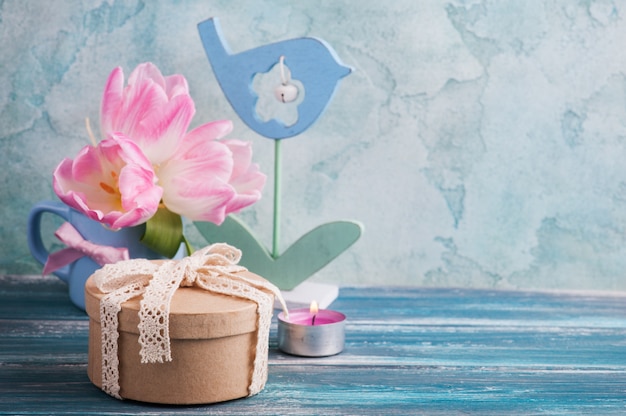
[196,17,362,292]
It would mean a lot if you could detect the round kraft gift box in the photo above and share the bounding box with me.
[84,270,271,405]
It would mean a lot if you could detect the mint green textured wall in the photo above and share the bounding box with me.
[2,1,626,290]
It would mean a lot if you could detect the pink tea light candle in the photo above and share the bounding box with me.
[277,301,346,357]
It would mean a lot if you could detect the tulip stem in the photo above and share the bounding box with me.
[272,139,282,259]
[182,234,194,256]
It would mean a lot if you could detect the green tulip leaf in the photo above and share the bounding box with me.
[141,207,183,258]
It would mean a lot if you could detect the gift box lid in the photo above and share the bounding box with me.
[85,270,267,340]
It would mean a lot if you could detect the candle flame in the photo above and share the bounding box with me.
[310,300,319,315]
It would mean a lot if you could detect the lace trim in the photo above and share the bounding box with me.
[91,243,288,400]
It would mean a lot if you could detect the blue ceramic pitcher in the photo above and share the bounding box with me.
[27,200,183,311]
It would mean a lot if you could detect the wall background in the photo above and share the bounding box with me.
[2,0,626,291]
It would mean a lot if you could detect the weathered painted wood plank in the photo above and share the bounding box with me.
[0,275,83,320]
[1,275,625,415]
[1,363,625,415]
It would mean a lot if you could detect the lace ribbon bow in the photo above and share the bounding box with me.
[92,243,288,400]
[43,222,129,275]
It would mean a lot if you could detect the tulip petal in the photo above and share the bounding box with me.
[223,139,266,211]
[164,74,190,99]
[53,134,162,229]
[135,94,195,164]
[100,66,124,139]
[99,62,195,166]
[158,121,265,222]
[184,119,233,143]
[128,62,167,91]
[162,175,235,224]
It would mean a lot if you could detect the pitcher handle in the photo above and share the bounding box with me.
[27,201,72,282]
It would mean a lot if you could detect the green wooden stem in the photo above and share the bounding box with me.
[272,139,282,259]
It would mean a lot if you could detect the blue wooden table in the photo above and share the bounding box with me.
[1,274,625,415]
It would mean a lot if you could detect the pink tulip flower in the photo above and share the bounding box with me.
[158,120,266,224]
[100,62,195,165]
[53,133,163,229]
[100,63,266,225]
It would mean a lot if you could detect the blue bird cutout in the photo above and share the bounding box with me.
[197,17,352,139]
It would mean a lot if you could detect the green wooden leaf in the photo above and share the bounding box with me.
[194,216,363,290]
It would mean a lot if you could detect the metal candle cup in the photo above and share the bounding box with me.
[277,308,346,357]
